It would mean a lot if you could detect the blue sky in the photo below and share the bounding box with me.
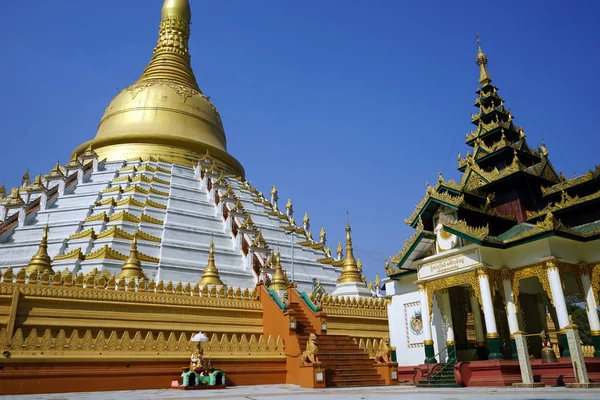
[1,1,599,283]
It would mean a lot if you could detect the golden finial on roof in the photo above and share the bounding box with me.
[270,251,288,291]
[374,274,381,287]
[29,175,46,191]
[303,212,310,232]
[336,241,343,259]
[240,214,256,230]
[319,226,326,244]
[198,238,225,286]
[367,281,373,291]
[0,183,6,199]
[324,247,332,258]
[437,171,443,184]
[338,217,363,284]
[66,153,83,168]
[476,33,492,86]
[357,258,363,273]
[232,198,244,213]
[271,185,278,199]
[252,231,268,249]
[26,225,54,274]
[285,198,293,217]
[22,170,30,187]
[541,139,548,157]
[45,161,65,179]
[117,238,147,279]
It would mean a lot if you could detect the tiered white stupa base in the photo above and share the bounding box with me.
[332,281,372,299]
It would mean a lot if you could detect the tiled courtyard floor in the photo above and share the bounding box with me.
[2,385,600,400]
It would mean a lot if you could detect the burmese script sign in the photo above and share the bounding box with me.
[418,248,480,280]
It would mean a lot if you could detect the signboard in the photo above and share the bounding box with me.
[418,248,480,280]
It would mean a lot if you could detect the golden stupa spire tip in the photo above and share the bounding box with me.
[117,237,147,279]
[26,225,53,274]
[199,235,224,286]
[161,0,192,22]
[475,33,492,86]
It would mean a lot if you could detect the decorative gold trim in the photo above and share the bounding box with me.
[102,185,122,194]
[149,187,169,197]
[486,332,499,339]
[54,248,85,261]
[85,245,128,261]
[124,185,150,195]
[141,213,164,225]
[109,210,141,223]
[145,199,167,209]
[69,228,97,240]
[423,340,434,345]
[94,198,117,207]
[116,197,146,208]
[97,226,135,240]
[135,229,162,243]
[84,212,109,223]
[421,270,483,317]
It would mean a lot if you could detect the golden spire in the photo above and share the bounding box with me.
[269,251,288,291]
[139,0,198,90]
[476,33,492,86]
[286,198,293,217]
[0,183,6,199]
[252,231,268,249]
[26,225,54,274]
[198,238,225,286]
[22,170,30,187]
[117,238,147,279]
[319,226,326,244]
[336,241,343,258]
[29,175,46,191]
[45,161,64,179]
[338,220,363,284]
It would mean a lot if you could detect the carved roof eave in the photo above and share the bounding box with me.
[526,188,600,221]
[388,228,435,277]
[405,188,464,227]
[541,165,600,197]
[442,214,600,250]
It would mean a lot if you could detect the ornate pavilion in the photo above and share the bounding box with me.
[0,0,389,395]
[385,38,600,386]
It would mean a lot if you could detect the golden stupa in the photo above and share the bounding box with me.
[71,0,244,176]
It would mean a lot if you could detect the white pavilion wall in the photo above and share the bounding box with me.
[386,273,443,366]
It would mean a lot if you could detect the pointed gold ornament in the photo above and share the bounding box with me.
[117,238,147,279]
[198,238,224,286]
[26,225,54,274]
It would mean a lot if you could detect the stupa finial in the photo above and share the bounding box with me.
[476,33,492,85]
[26,225,54,274]
[338,215,363,284]
[270,251,288,291]
[198,237,225,286]
[117,237,147,279]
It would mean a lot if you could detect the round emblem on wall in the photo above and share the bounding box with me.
[410,311,423,335]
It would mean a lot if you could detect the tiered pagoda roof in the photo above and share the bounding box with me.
[387,37,600,277]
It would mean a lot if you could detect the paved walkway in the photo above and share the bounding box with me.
[2,385,600,400]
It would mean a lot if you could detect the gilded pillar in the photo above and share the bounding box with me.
[469,288,487,360]
[477,268,503,360]
[419,283,437,364]
[545,261,571,357]
[439,290,456,363]
[581,267,600,357]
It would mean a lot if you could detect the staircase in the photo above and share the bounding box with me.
[416,362,460,387]
[289,300,385,387]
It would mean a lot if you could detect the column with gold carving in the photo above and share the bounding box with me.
[545,261,571,357]
[477,268,503,360]
[501,269,520,360]
[581,267,600,357]
[419,283,437,364]
[439,290,456,363]
[469,288,487,360]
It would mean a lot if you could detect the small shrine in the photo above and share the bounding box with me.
[171,332,227,390]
